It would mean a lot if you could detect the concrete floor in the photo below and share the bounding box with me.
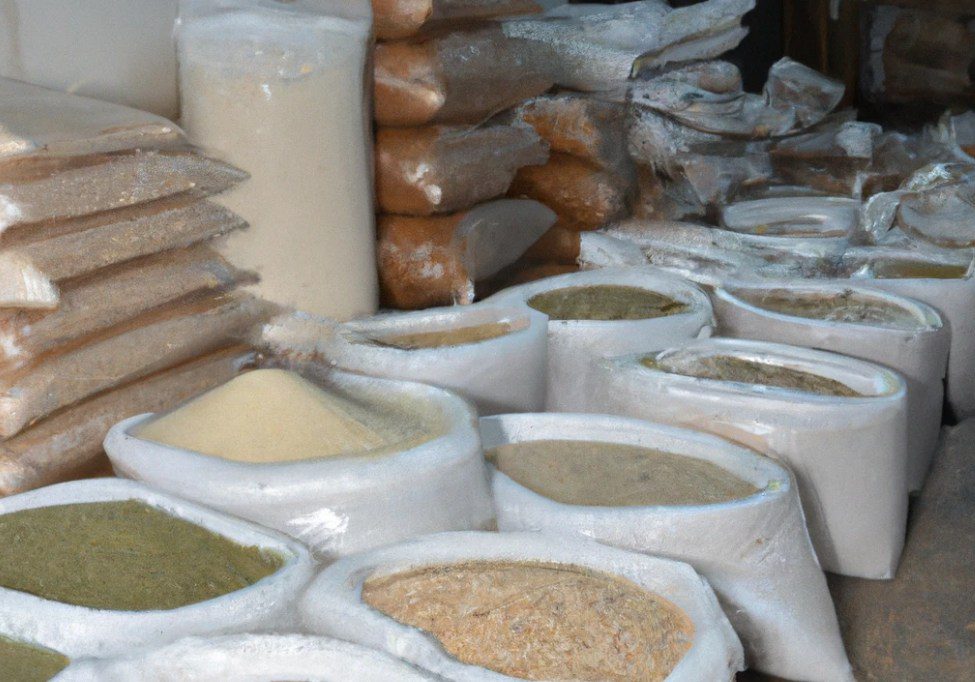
[737,419,975,681]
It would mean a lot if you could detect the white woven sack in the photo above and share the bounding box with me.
[268,303,547,415]
[589,338,910,579]
[0,479,315,659]
[712,280,949,490]
[298,531,744,681]
[104,369,493,561]
[481,412,852,682]
[485,266,715,411]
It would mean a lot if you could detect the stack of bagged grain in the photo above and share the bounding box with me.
[375,0,756,306]
[372,0,559,309]
[0,79,272,496]
[487,0,756,289]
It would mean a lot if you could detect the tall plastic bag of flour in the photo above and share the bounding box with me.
[481,413,852,682]
[177,0,378,320]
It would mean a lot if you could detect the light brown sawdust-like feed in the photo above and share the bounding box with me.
[371,321,513,350]
[488,439,759,507]
[528,285,687,321]
[362,560,694,681]
[648,354,862,397]
[735,288,925,330]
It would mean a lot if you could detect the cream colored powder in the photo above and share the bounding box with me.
[136,369,421,463]
[372,321,513,350]
[488,439,759,506]
[736,288,924,330]
[363,561,694,681]
[648,355,862,397]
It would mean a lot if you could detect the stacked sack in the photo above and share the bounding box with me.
[0,78,271,496]
[375,0,756,306]
[372,0,559,309]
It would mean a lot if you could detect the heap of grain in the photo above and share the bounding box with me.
[0,79,270,498]
[105,367,494,559]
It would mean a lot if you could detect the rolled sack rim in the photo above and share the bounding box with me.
[713,279,946,333]
[104,370,481,498]
[608,337,907,411]
[53,633,440,681]
[329,303,548,364]
[485,265,716,332]
[298,530,745,682]
[0,478,316,656]
[479,412,791,517]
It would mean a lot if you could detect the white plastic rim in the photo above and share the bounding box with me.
[481,413,852,682]
[0,478,315,659]
[298,531,744,681]
[841,246,975,419]
[317,303,548,415]
[589,338,909,579]
[601,220,841,277]
[53,634,441,681]
[485,266,716,411]
[712,280,949,491]
[104,369,493,561]
[719,196,859,238]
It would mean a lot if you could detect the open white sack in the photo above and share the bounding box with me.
[104,369,493,561]
[299,531,744,681]
[486,267,715,411]
[481,412,852,682]
[264,303,548,415]
[0,479,315,659]
[712,281,949,490]
[54,634,440,681]
[840,247,975,419]
[589,339,909,579]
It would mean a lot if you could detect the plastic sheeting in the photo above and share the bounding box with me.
[299,531,744,681]
[104,369,494,561]
[713,281,949,491]
[266,303,548,415]
[482,412,852,681]
[54,634,440,681]
[589,339,910,579]
[0,479,315,659]
[486,266,714,411]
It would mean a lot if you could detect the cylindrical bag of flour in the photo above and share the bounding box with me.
[53,634,440,681]
[481,412,852,681]
[299,531,744,681]
[486,267,715,411]
[712,280,949,490]
[104,367,493,561]
[263,303,548,415]
[839,246,975,419]
[0,479,315,660]
[589,338,910,579]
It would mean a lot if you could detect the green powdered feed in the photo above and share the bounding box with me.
[528,285,688,321]
[0,636,68,682]
[0,500,284,611]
